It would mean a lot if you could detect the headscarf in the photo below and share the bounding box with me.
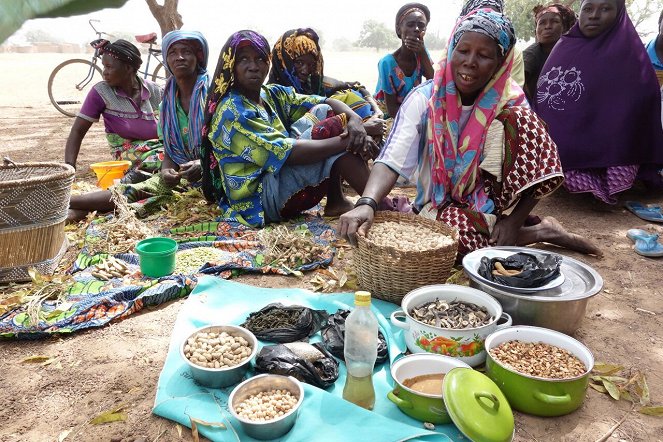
[427,9,525,210]
[453,8,515,56]
[201,30,271,202]
[90,38,142,71]
[268,28,324,95]
[159,30,210,166]
[533,3,577,32]
[534,0,663,170]
[395,3,431,37]
[161,30,209,75]
[460,0,504,17]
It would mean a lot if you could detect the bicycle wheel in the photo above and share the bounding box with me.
[48,59,102,117]
[151,62,167,87]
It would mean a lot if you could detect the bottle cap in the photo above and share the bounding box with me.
[354,291,372,306]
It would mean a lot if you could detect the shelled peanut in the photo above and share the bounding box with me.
[367,221,454,251]
[235,389,299,422]
[183,330,252,369]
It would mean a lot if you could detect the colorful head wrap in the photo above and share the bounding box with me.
[161,30,209,75]
[426,9,525,210]
[395,3,431,37]
[159,30,209,166]
[91,38,142,71]
[268,28,324,95]
[460,0,504,16]
[200,30,271,202]
[452,8,515,56]
[533,3,577,32]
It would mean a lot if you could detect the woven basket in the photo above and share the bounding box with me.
[0,161,74,277]
[354,211,459,304]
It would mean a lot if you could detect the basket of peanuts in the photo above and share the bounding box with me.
[180,324,258,388]
[354,211,459,304]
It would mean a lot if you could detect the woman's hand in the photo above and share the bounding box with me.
[363,117,387,137]
[161,168,181,188]
[404,36,426,55]
[179,160,202,183]
[338,205,375,246]
[344,114,367,152]
[489,216,521,246]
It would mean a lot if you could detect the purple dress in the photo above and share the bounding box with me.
[533,0,663,203]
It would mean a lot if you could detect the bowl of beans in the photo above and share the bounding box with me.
[228,374,304,440]
[180,324,258,388]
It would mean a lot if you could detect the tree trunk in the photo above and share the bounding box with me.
[144,0,182,37]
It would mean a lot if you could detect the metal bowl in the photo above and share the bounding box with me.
[180,324,258,388]
[464,247,603,335]
[229,374,304,440]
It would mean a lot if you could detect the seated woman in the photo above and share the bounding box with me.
[64,39,163,177]
[268,28,385,138]
[535,0,663,204]
[201,30,374,228]
[68,30,210,220]
[459,0,526,88]
[523,3,576,102]
[645,10,663,86]
[339,9,600,257]
[375,3,434,118]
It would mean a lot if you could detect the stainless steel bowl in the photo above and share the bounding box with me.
[466,249,602,335]
[180,324,258,388]
[229,374,304,440]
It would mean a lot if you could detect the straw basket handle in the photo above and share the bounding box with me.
[3,157,18,168]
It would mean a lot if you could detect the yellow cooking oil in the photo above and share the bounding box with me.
[343,371,376,410]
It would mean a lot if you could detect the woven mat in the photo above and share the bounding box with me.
[0,215,335,339]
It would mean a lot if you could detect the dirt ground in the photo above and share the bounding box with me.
[1,53,662,442]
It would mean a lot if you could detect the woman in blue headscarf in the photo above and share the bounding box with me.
[68,30,210,220]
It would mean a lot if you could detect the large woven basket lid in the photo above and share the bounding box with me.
[0,160,74,188]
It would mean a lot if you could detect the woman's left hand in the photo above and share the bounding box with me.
[343,115,368,154]
[489,217,520,246]
[179,160,202,183]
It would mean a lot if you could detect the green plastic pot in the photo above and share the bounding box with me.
[136,237,177,278]
[485,326,594,417]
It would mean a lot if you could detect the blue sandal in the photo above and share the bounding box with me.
[626,229,663,257]
[625,201,663,223]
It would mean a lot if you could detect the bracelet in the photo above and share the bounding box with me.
[354,196,378,213]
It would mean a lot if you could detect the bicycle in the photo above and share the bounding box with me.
[48,19,166,117]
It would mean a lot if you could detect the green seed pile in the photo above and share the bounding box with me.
[174,247,225,275]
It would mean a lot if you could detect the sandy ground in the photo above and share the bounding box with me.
[1,53,663,442]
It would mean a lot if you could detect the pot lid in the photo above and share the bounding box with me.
[443,368,514,442]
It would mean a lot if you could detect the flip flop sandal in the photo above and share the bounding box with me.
[626,228,663,257]
[625,201,663,223]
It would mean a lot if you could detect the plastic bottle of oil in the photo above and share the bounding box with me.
[342,291,378,410]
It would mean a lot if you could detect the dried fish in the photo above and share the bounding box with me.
[410,299,493,329]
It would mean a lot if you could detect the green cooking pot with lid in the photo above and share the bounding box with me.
[388,354,514,441]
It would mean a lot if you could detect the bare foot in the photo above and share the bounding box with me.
[66,208,88,223]
[323,198,355,218]
[537,216,603,257]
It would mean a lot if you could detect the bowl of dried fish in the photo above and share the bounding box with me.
[180,324,259,388]
[485,326,593,416]
[390,284,511,367]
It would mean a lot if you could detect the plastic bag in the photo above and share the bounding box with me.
[254,342,339,389]
[320,309,388,364]
[241,303,329,343]
[478,252,562,288]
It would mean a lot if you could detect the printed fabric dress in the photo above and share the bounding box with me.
[374,53,426,117]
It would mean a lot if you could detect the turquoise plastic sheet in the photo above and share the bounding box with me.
[152,276,465,441]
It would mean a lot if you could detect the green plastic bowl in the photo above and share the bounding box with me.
[136,237,177,278]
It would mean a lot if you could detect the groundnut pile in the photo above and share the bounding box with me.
[490,340,587,379]
[183,330,252,369]
[235,389,299,422]
[367,221,453,251]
